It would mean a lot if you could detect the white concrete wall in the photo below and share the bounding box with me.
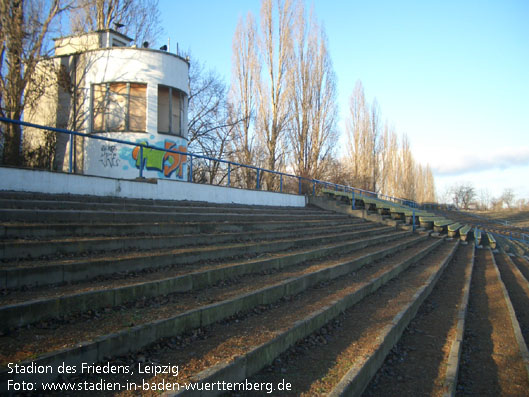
[0,167,306,207]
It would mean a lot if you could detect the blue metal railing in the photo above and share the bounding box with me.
[488,230,529,251]
[0,117,418,207]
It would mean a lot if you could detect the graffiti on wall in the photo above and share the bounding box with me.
[86,134,187,180]
[114,137,187,180]
[131,140,187,178]
[99,144,120,168]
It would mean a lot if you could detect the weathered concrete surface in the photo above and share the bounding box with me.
[1,230,414,330]
[308,196,401,228]
[328,240,458,397]
[170,239,444,397]
[0,234,428,389]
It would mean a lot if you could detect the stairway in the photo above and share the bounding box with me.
[1,191,528,396]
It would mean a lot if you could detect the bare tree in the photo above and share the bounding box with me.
[346,81,377,191]
[256,0,296,189]
[500,188,515,209]
[344,81,436,204]
[187,57,236,185]
[413,163,435,204]
[231,0,339,192]
[369,98,381,192]
[70,0,162,45]
[229,3,436,200]
[515,198,528,210]
[423,164,436,202]
[477,189,491,210]
[288,3,337,187]
[1,0,73,165]
[398,134,416,200]
[490,196,503,211]
[450,183,476,210]
[229,14,261,188]
[378,122,399,198]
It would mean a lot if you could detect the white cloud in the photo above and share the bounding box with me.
[429,147,529,176]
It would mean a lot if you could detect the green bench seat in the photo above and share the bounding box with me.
[487,232,497,249]
[447,222,463,237]
[459,224,472,241]
[434,219,453,227]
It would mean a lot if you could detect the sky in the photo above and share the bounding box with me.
[158,0,529,203]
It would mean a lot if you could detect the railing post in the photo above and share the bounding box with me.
[280,175,283,193]
[313,181,315,196]
[227,163,231,187]
[298,177,302,195]
[256,169,260,190]
[352,190,355,210]
[412,208,416,233]
[188,155,193,182]
[139,146,144,178]
[68,134,74,173]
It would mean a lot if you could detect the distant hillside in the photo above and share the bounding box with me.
[472,210,529,229]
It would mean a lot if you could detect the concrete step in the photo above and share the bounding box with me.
[0,222,374,261]
[173,240,453,396]
[0,197,328,216]
[0,217,363,239]
[224,240,459,397]
[3,191,471,396]
[0,207,348,224]
[1,226,399,289]
[362,242,475,396]
[0,234,440,390]
[454,248,529,395]
[0,233,426,331]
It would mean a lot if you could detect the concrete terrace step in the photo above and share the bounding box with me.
[0,208,347,224]
[0,221,374,261]
[0,217,364,240]
[6,191,489,396]
[136,239,449,395]
[0,198,327,216]
[216,240,458,397]
[493,252,529,374]
[0,234,439,389]
[361,242,475,396]
[454,248,529,395]
[1,225,399,289]
[0,232,424,331]
[325,241,459,396]
[173,239,452,396]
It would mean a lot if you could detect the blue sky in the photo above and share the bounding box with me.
[159,0,529,202]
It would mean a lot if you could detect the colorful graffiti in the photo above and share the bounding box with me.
[131,140,187,178]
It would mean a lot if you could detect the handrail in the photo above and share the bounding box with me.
[489,230,528,246]
[0,116,418,207]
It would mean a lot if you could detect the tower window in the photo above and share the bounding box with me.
[157,85,185,137]
[92,82,146,132]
